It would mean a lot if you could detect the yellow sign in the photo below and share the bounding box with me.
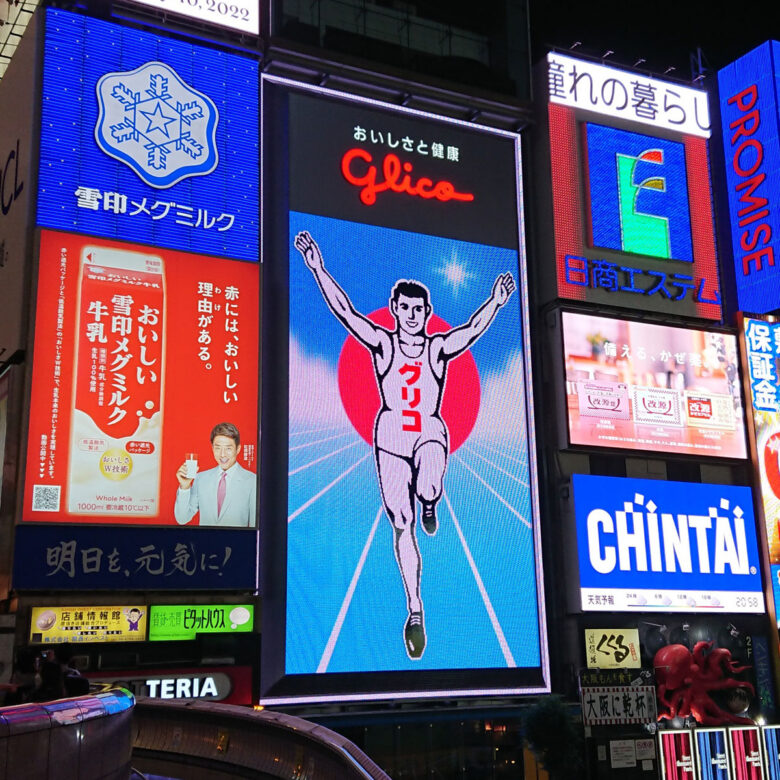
[30,605,147,643]
[584,628,640,668]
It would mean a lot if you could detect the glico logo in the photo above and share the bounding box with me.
[341,148,474,206]
[94,61,219,189]
[586,123,694,263]
[586,493,751,577]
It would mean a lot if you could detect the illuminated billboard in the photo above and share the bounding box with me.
[124,0,259,36]
[148,603,253,641]
[23,229,259,526]
[742,316,780,626]
[544,52,721,319]
[573,474,764,613]
[563,311,747,458]
[29,605,147,643]
[261,77,547,703]
[718,41,780,314]
[37,9,258,262]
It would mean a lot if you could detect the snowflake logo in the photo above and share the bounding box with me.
[94,61,219,189]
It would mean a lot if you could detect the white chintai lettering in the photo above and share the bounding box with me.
[588,508,616,574]
[585,493,749,575]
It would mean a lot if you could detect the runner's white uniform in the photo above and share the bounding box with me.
[373,332,448,459]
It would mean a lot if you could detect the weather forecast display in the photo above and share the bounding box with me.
[545,54,721,319]
[261,78,547,703]
[37,9,258,262]
[563,312,747,458]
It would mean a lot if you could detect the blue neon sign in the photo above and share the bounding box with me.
[38,9,258,262]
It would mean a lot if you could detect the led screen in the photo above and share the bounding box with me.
[742,317,780,626]
[574,474,764,614]
[718,41,780,314]
[24,229,259,526]
[261,78,547,703]
[37,9,258,262]
[563,311,747,458]
[545,53,721,319]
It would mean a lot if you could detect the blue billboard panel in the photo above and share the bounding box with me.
[695,729,731,780]
[718,41,780,313]
[13,525,256,590]
[586,123,694,264]
[38,8,258,262]
[573,474,764,613]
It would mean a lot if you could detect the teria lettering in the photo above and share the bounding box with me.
[587,493,749,576]
[341,148,474,206]
[727,84,775,275]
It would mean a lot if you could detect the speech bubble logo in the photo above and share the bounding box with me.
[229,606,251,630]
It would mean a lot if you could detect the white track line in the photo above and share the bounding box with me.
[462,444,529,486]
[289,431,353,451]
[289,425,343,438]
[443,491,516,668]
[474,439,529,467]
[288,453,372,523]
[289,440,362,476]
[453,455,531,529]
[317,506,384,673]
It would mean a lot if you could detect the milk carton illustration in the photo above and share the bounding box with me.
[67,245,165,516]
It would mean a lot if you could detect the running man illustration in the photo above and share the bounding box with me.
[294,230,515,659]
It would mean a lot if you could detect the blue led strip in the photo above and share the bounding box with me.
[38,8,258,262]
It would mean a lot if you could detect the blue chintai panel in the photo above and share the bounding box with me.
[38,8,258,262]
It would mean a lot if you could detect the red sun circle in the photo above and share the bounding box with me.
[764,432,780,499]
[337,309,480,453]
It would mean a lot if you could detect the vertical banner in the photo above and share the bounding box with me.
[695,728,731,780]
[24,230,259,527]
[742,316,780,624]
[660,730,696,779]
[261,78,546,703]
[730,726,766,780]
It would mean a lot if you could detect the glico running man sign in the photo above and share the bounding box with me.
[260,77,547,704]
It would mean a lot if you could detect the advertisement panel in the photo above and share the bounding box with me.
[37,9,258,262]
[29,605,147,643]
[12,525,256,590]
[563,312,747,458]
[742,317,780,625]
[261,78,546,703]
[148,603,253,640]
[573,474,764,613]
[24,230,259,527]
[544,52,721,319]
[718,42,780,314]
[695,728,731,780]
[584,628,640,668]
[123,0,260,35]
[0,9,35,367]
[762,725,780,780]
[730,726,766,779]
[660,731,696,779]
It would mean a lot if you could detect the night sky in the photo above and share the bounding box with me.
[529,0,772,83]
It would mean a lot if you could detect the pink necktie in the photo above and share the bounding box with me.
[217,471,227,516]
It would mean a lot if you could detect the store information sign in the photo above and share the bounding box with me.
[23,230,259,527]
[695,728,731,780]
[149,603,253,640]
[563,312,747,458]
[126,0,260,36]
[546,53,721,319]
[743,317,780,625]
[262,78,547,703]
[38,9,258,262]
[718,42,780,314]
[574,474,763,613]
[29,605,147,643]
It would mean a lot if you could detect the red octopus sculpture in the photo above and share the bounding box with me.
[654,641,754,725]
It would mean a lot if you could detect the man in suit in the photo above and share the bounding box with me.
[174,422,257,527]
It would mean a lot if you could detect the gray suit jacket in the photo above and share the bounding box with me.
[174,462,257,527]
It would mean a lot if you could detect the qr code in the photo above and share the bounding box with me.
[32,485,61,512]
